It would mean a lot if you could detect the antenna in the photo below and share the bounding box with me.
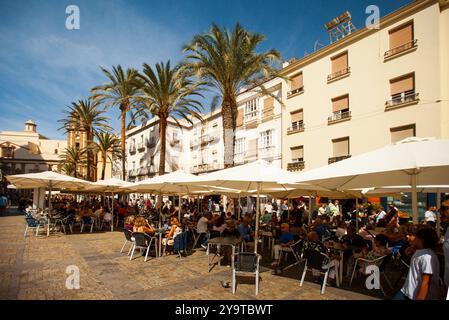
[314,40,325,51]
[324,11,356,43]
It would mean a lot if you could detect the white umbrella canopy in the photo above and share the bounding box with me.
[293,138,449,222]
[126,171,232,194]
[5,171,91,190]
[5,171,92,210]
[87,178,134,193]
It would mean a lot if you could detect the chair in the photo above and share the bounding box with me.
[80,216,95,233]
[24,216,45,237]
[120,229,134,255]
[190,227,207,251]
[349,254,392,296]
[279,239,305,271]
[300,249,339,294]
[173,231,189,258]
[129,232,157,262]
[232,252,261,295]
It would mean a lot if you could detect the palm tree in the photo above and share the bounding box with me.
[183,23,281,167]
[133,61,203,175]
[58,99,111,181]
[91,65,142,181]
[59,146,87,178]
[94,132,122,180]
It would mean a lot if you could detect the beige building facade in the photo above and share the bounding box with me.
[281,0,449,172]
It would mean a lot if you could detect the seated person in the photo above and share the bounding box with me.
[304,231,340,283]
[314,219,331,240]
[236,215,254,242]
[271,223,295,267]
[162,217,183,255]
[212,216,228,234]
[335,221,347,239]
[262,210,272,225]
[124,215,135,232]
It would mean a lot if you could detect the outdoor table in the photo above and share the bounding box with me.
[207,236,242,272]
[155,230,164,257]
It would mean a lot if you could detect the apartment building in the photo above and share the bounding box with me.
[281,0,449,172]
[235,77,283,167]
[123,117,190,182]
[190,109,225,174]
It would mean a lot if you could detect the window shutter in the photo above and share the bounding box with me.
[331,52,348,73]
[290,73,303,90]
[236,108,244,127]
[332,95,349,112]
[390,74,414,95]
[389,22,413,49]
[391,125,415,143]
[290,110,303,122]
[291,146,303,160]
[333,138,349,157]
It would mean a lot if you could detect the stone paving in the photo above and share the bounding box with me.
[0,214,377,300]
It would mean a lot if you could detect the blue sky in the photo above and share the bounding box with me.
[0,0,412,140]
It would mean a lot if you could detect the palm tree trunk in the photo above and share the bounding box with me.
[120,106,127,181]
[86,130,93,181]
[221,94,236,168]
[158,116,167,175]
[101,152,106,180]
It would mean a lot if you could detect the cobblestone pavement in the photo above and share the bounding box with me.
[0,215,377,300]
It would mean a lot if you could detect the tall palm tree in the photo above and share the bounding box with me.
[59,146,87,178]
[133,61,203,175]
[94,132,122,180]
[91,65,142,181]
[58,99,111,181]
[183,23,281,167]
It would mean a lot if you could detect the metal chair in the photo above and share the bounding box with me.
[120,229,134,255]
[349,254,392,296]
[279,239,305,271]
[80,216,95,233]
[24,216,45,237]
[300,249,339,294]
[129,232,157,262]
[232,252,261,295]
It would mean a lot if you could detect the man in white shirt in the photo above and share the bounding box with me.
[318,203,326,216]
[424,206,437,227]
[196,213,212,249]
[376,207,387,223]
[265,202,273,214]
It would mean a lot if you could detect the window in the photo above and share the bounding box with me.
[332,137,350,157]
[390,124,415,143]
[290,109,304,131]
[262,97,275,119]
[260,130,273,148]
[329,51,349,81]
[1,146,14,158]
[389,73,415,103]
[150,156,154,166]
[173,131,179,141]
[291,146,304,162]
[288,72,304,96]
[75,142,80,150]
[235,138,246,154]
[244,99,259,121]
[132,161,136,170]
[386,21,415,59]
[329,95,350,122]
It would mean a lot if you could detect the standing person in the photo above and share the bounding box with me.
[265,200,273,216]
[440,196,449,290]
[318,203,326,217]
[394,226,441,300]
[376,206,387,224]
[386,202,398,223]
[424,206,437,227]
[281,200,289,222]
[0,194,7,215]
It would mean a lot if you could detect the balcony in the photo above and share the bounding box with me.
[287,121,304,135]
[129,146,136,155]
[287,160,305,172]
[328,155,351,164]
[385,92,419,111]
[384,39,418,61]
[146,140,156,149]
[258,145,278,160]
[327,67,351,83]
[287,86,304,99]
[328,110,351,125]
[137,143,145,152]
[244,112,259,128]
[128,169,137,177]
[192,163,224,174]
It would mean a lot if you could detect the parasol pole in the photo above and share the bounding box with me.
[436,190,441,238]
[111,191,114,232]
[254,182,261,253]
[411,173,418,224]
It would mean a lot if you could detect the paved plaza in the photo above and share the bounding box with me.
[0,212,377,300]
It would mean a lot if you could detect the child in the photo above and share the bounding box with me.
[395,226,440,300]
